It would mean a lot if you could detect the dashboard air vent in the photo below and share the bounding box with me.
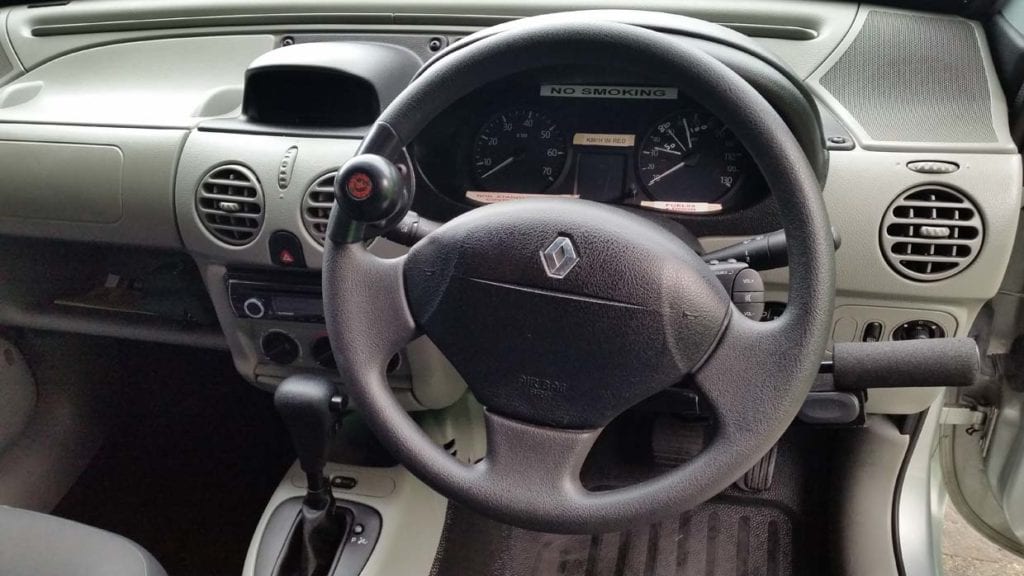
[301,172,338,246]
[881,186,983,281]
[196,165,264,246]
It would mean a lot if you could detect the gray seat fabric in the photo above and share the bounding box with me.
[0,505,168,576]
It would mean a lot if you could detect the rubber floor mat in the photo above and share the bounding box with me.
[431,496,798,576]
[529,500,793,576]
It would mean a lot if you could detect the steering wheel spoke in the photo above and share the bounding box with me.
[692,310,789,451]
[323,242,416,380]
[471,412,602,517]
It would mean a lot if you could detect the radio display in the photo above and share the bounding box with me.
[272,295,324,318]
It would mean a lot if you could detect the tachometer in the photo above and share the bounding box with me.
[637,110,746,206]
[471,109,568,194]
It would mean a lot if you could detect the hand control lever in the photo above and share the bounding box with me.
[274,375,348,576]
[826,337,979,390]
[330,154,412,244]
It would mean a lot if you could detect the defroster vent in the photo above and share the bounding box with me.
[301,171,338,246]
[881,186,982,281]
[196,165,264,246]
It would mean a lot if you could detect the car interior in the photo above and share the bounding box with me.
[1,0,1024,575]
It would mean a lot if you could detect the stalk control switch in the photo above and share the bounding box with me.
[704,226,842,271]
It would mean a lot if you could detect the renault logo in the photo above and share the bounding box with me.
[541,236,579,279]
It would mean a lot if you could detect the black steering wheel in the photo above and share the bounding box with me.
[323,15,835,534]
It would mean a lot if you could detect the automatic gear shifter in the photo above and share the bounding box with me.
[274,375,348,576]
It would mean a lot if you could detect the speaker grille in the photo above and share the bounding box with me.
[881,186,983,282]
[820,10,996,143]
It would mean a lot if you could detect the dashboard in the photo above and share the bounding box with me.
[0,0,1020,418]
[413,72,763,219]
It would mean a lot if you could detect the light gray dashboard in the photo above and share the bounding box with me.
[0,1,1019,415]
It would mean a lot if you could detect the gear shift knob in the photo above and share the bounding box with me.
[274,375,342,494]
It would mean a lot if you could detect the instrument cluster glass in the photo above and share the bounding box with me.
[470,109,568,195]
[412,79,761,217]
[637,110,746,206]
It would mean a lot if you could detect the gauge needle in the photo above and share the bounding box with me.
[478,156,517,180]
[666,129,688,152]
[648,152,699,186]
[653,146,682,156]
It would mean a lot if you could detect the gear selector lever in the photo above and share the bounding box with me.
[274,375,348,576]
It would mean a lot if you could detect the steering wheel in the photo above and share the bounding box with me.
[323,16,835,534]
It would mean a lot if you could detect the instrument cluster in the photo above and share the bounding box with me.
[413,76,766,219]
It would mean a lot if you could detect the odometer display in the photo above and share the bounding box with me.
[471,109,568,194]
[637,110,746,204]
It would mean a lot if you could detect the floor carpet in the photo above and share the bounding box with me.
[53,341,295,576]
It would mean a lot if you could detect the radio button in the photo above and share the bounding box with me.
[243,297,267,319]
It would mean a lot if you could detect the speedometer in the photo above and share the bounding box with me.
[637,110,746,205]
[471,109,568,194]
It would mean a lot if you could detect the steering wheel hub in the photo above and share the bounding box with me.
[405,199,731,428]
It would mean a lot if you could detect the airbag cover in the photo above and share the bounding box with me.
[404,199,730,428]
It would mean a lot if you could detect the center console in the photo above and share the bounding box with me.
[228,272,332,367]
[255,496,383,576]
[173,38,467,407]
[244,461,448,576]
[167,40,475,576]
[242,389,485,576]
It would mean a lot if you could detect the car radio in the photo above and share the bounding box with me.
[227,276,324,323]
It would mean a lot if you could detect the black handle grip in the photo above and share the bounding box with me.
[330,154,411,243]
[274,375,340,492]
[832,338,979,390]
